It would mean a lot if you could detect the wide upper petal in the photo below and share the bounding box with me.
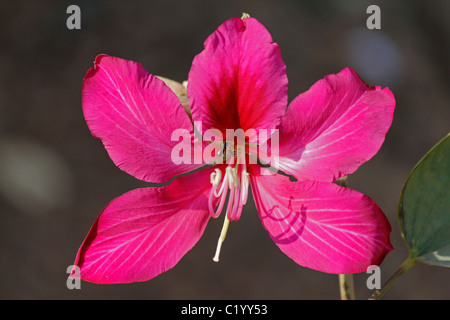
[188,17,288,135]
[72,169,213,284]
[274,68,395,182]
[251,173,393,274]
[83,54,200,183]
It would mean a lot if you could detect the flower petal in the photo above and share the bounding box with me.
[72,169,213,284]
[188,17,288,134]
[83,54,200,183]
[276,67,395,182]
[251,173,393,274]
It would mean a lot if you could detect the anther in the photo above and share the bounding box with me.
[210,168,222,187]
[226,166,240,189]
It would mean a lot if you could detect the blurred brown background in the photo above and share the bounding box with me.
[0,0,449,299]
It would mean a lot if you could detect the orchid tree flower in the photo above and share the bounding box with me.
[72,16,395,284]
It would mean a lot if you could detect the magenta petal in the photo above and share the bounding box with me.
[188,17,288,133]
[251,173,393,274]
[73,169,213,284]
[83,54,200,183]
[276,68,395,182]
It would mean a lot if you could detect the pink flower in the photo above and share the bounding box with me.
[72,17,394,284]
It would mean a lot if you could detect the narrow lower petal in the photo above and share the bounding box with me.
[188,17,288,134]
[83,54,200,183]
[251,173,393,274]
[275,68,395,182]
[72,169,213,284]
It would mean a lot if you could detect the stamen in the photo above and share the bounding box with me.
[212,168,227,197]
[228,185,241,221]
[208,147,251,261]
[241,160,250,205]
[209,168,229,218]
[241,170,250,205]
[225,178,235,218]
[213,214,230,262]
[208,183,228,218]
[210,168,222,187]
[227,166,240,189]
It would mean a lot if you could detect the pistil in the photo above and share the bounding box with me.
[213,215,230,262]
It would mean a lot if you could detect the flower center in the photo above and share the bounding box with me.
[208,148,249,262]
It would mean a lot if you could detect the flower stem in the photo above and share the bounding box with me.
[368,257,417,300]
[335,176,355,300]
[339,274,355,300]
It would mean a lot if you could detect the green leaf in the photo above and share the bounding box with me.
[418,245,450,268]
[398,133,450,267]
